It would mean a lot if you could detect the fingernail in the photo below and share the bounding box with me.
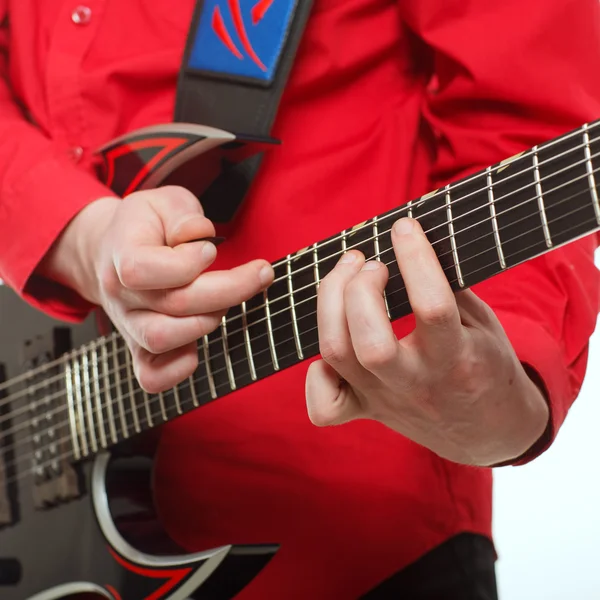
[202,242,217,261]
[339,252,356,264]
[260,264,274,286]
[394,218,415,235]
[361,261,380,271]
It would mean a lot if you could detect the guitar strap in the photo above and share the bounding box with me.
[174,0,314,222]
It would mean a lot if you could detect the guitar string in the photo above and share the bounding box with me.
[0,147,597,417]
[262,121,600,275]
[0,167,597,436]
[3,199,598,479]
[5,208,600,487]
[0,162,588,433]
[250,138,600,294]
[0,126,597,397]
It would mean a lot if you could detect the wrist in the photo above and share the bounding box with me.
[37,196,120,305]
[478,369,550,467]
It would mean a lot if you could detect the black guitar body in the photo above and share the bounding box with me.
[0,286,277,600]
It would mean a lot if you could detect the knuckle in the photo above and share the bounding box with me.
[356,340,397,371]
[309,404,339,428]
[136,369,163,394]
[140,322,169,354]
[449,352,489,396]
[131,355,162,394]
[98,264,120,297]
[160,185,202,212]
[160,289,189,316]
[419,303,455,328]
[195,314,221,337]
[319,338,349,366]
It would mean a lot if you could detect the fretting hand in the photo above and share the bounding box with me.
[306,217,549,466]
[38,186,274,393]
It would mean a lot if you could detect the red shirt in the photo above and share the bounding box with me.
[1,0,600,597]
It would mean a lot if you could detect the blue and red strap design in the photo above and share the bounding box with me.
[187,0,298,83]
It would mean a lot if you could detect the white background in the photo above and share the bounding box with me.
[493,251,600,599]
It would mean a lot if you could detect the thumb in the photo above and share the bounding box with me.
[306,360,364,427]
[146,185,216,247]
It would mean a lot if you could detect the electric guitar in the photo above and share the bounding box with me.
[1,119,599,600]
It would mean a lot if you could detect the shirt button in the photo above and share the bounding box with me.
[69,146,84,163]
[71,6,92,25]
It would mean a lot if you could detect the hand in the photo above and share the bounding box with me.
[306,217,549,466]
[38,186,274,393]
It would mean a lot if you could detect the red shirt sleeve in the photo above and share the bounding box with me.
[0,2,115,322]
[400,0,600,463]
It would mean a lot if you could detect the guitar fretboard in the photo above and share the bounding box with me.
[21,119,600,463]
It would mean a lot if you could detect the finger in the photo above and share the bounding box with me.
[132,341,199,394]
[454,289,497,329]
[344,260,404,380]
[115,239,218,290]
[146,185,216,247]
[317,250,366,381]
[123,186,216,248]
[306,360,364,426]
[125,259,274,315]
[391,218,463,361]
[125,309,223,354]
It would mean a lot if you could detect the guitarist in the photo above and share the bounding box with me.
[1,0,600,597]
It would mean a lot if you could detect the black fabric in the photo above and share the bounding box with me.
[175,0,313,136]
[173,0,314,222]
[362,533,498,600]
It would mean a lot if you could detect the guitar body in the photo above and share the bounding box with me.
[0,286,276,600]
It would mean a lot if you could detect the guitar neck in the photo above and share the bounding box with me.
[47,119,600,461]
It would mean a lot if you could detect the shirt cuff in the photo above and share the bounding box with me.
[0,155,116,322]
[491,308,571,466]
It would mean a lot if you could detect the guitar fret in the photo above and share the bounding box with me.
[188,376,199,408]
[81,350,98,453]
[241,301,257,381]
[124,347,141,432]
[286,255,304,359]
[372,217,391,318]
[90,341,107,449]
[486,167,506,269]
[263,289,280,371]
[583,124,600,225]
[142,389,154,425]
[100,340,117,444]
[221,317,237,390]
[64,359,81,461]
[15,120,600,449]
[157,392,168,422]
[532,147,553,248]
[313,242,320,288]
[111,336,128,438]
[203,335,217,399]
[172,384,183,415]
[72,353,89,456]
[445,185,464,287]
